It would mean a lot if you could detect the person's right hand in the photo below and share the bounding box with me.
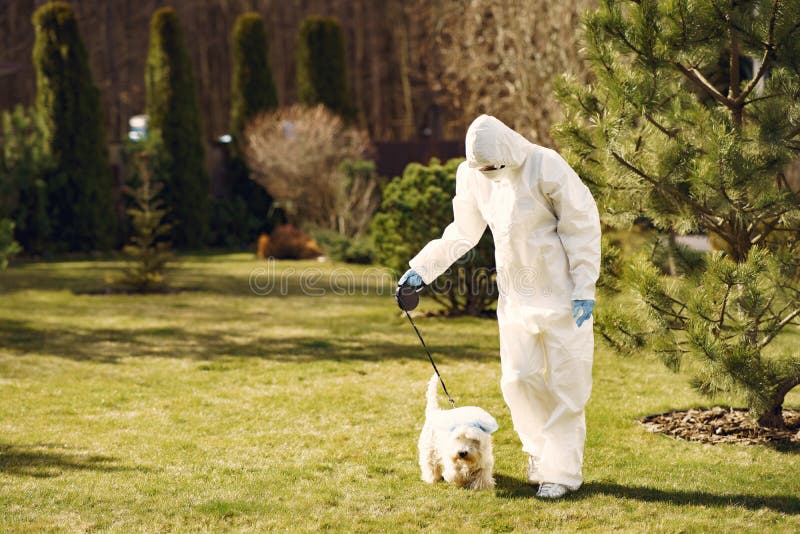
[398,268,423,287]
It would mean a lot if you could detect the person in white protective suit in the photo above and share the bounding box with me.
[398,114,601,499]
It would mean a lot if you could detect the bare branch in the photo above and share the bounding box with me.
[673,62,732,107]
[759,307,800,349]
[736,0,779,105]
[609,150,724,228]
[644,113,678,138]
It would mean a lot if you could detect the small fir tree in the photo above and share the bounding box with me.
[296,16,354,118]
[120,152,173,293]
[32,2,116,251]
[146,7,209,248]
[554,0,800,428]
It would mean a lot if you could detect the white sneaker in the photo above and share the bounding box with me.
[536,482,570,499]
[526,456,540,484]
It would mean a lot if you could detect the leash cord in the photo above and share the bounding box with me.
[403,309,455,407]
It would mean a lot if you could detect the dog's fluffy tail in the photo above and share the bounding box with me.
[426,373,441,416]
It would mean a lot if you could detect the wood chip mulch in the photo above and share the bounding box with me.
[638,407,800,446]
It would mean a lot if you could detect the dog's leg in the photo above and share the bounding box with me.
[418,427,442,483]
[468,468,495,490]
[420,458,443,484]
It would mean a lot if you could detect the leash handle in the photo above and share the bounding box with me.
[403,309,455,407]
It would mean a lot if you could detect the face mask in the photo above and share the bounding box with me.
[479,164,510,181]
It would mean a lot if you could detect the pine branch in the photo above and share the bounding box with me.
[644,113,677,138]
[735,0,778,106]
[673,62,732,107]
[610,150,727,235]
[718,284,732,328]
[759,307,800,349]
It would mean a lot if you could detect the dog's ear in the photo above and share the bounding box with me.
[475,423,493,434]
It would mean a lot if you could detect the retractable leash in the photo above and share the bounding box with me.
[396,285,456,408]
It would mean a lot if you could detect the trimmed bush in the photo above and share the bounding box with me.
[32,2,115,251]
[296,16,353,118]
[146,7,209,248]
[312,228,375,264]
[372,158,496,316]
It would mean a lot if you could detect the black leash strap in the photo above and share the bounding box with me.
[403,309,455,407]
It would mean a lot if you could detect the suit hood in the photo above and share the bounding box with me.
[465,114,534,170]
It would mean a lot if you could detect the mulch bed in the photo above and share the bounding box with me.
[638,407,800,446]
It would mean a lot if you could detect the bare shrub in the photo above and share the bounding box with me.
[244,105,372,233]
[429,0,594,146]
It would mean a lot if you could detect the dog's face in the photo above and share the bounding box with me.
[442,425,490,477]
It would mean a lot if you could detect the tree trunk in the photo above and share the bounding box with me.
[756,377,800,428]
[757,404,785,429]
[728,17,743,129]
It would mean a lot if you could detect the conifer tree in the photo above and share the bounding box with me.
[0,105,51,255]
[223,11,277,245]
[296,16,353,118]
[146,7,209,248]
[119,150,173,293]
[0,219,21,270]
[32,2,116,251]
[555,0,800,428]
[231,12,278,139]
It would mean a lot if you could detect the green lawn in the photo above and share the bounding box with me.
[1,254,798,532]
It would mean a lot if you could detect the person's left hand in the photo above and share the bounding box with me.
[572,300,595,328]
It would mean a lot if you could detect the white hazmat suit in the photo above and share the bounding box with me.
[409,115,601,490]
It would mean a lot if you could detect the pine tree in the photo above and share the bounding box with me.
[146,7,209,248]
[119,151,173,293]
[554,0,800,428]
[296,16,354,118]
[32,2,116,251]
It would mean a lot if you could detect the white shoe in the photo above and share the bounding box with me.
[536,482,570,499]
[526,456,540,484]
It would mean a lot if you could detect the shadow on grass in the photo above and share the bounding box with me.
[494,475,800,514]
[0,443,148,478]
[0,260,397,298]
[0,318,493,364]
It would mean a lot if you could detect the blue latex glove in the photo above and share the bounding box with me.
[572,300,595,328]
[398,268,423,287]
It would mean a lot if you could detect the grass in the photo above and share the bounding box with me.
[1,253,799,532]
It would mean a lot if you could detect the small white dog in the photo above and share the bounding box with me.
[417,373,497,490]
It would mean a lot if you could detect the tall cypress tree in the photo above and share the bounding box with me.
[230,12,277,139]
[146,7,209,248]
[554,0,800,428]
[296,16,353,118]
[216,11,277,246]
[32,2,115,251]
